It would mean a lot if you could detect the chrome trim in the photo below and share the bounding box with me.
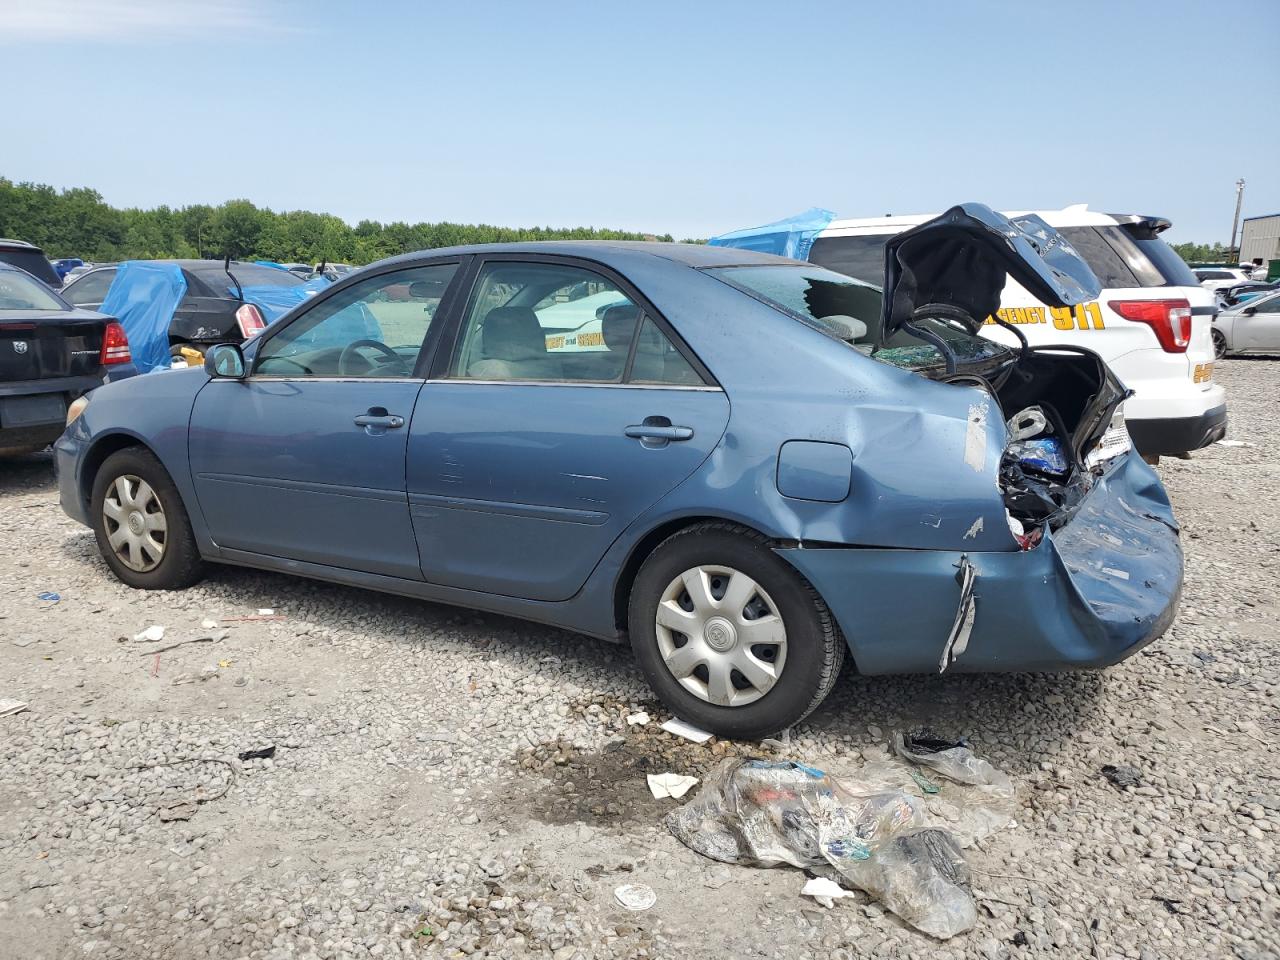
[235,377,428,384]
[423,379,723,392]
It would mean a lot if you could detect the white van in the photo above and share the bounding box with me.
[804,206,1226,457]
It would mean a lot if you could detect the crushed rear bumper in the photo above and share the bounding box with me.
[776,452,1181,674]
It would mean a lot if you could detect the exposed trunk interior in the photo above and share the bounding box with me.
[987,347,1125,536]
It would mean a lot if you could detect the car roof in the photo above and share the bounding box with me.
[822,204,1141,234]
[372,240,799,272]
[0,238,44,251]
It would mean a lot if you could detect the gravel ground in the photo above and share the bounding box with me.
[1,358,1277,960]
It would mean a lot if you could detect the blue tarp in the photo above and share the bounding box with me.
[98,262,187,374]
[707,208,836,261]
[253,260,289,270]
[234,279,330,323]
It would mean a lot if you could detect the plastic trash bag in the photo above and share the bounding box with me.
[1008,437,1069,477]
[893,731,1014,795]
[666,759,977,939]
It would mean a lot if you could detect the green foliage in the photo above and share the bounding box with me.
[0,177,675,265]
[1169,241,1234,264]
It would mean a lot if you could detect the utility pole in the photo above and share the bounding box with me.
[1229,178,1245,263]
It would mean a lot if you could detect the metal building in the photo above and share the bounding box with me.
[1240,213,1280,267]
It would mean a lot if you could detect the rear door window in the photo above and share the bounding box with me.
[63,269,116,306]
[808,235,889,285]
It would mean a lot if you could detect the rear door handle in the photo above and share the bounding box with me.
[625,417,693,448]
[625,424,693,441]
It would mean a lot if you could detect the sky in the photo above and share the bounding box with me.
[4,0,1278,243]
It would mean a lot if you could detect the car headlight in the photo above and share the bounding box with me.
[66,394,91,427]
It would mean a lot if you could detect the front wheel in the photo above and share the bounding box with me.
[1212,328,1227,359]
[91,447,205,590]
[628,523,844,740]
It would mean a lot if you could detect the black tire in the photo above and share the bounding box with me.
[628,522,845,740]
[1211,328,1227,360]
[90,447,205,590]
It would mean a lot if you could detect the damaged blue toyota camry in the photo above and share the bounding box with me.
[54,204,1182,739]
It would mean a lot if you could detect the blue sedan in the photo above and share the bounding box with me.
[55,205,1182,738]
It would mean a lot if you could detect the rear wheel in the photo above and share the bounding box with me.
[1211,328,1227,359]
[91,447,205,590]
[628,523,844,740]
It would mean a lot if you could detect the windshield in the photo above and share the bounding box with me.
[0,268,66,311]
[705,263,1011,373]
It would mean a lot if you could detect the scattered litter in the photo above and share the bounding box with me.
[1006,405,1049,441]
[667,755,1017,939]
[217,659,233,668]
[0,698,29,717]
[238,746,276,761]
[1101,764,1142,789]
[134,625,165,643]
[613,883,656,912]
[1215,439,1250,448]
[908,770,941,794]
[170,667,218,686]
[200,619,218,629]
[801,876,856,908]
[893,730,1013,791]
[12,637,37,648]
[646,773,699,800]
[625,712,651,726]
[1009,437,1069,477]
[257,608,275,615]
[37,591,60,603]
[660,718,713,744]
[139,630,228,656]
[221,614,285,622]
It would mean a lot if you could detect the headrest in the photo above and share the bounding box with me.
[600,302,641,351]
[482,306,546,361]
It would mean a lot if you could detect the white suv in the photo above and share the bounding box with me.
[798,206,1226,457]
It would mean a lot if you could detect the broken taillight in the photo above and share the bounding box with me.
[1108,299,1192,353]
[100,321,132,365]
[235,303,267,339]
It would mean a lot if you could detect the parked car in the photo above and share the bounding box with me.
[716,205,1225,458]
[1212,290,1280,357]
[61,262,102,285]
[55,205,1183,738]
[50,257,85,282]
[1220,279,1279,307]
[1193,266,1252,291]
[61,259,310,367]
[0,238,62,290]
[0,261,133,456]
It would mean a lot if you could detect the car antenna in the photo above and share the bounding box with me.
[224,253,244,301]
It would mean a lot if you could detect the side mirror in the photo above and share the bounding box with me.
[1243,306,1257,316]
[204,343,246,379]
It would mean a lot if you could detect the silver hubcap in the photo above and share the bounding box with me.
[655,565,787,707]
[102,474,167,572]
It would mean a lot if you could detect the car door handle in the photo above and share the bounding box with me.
[625,424,693,441]
[353,411,405,433]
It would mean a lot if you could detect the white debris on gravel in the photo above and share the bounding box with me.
[0,358,1277,959]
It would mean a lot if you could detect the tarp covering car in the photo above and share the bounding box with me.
[233,279,330,323]
[97,262,188,374]
[707,208,836,261]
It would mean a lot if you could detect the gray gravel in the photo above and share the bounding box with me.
[1,358,1278,960]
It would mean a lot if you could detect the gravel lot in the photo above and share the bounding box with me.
[1,358,1277,960]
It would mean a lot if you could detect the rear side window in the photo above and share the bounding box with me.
[1055,227,1140,288]
[1117,227,1200,287]
[63,269,116,306]
[0,249,61,288]
[809,235,888,285]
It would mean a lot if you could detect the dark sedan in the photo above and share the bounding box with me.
[0,262,132,455]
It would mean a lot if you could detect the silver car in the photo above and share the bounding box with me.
[1212,290,1280,358]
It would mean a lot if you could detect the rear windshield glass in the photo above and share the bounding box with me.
[1120,229,1199,286]
[186,263,305,296]
[1058,226,1197,289]
[705,264,1010,373]
[0,268,67,310]
[0,249,61,288]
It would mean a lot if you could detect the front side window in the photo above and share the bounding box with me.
[0,269,66,311]
[451,261,703,385]
[255,263,457,377]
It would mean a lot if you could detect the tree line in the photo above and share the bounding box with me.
[1167,241,1236,264]
[0,177,676,265]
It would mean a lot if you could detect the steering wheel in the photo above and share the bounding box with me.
[338,339,409,376]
